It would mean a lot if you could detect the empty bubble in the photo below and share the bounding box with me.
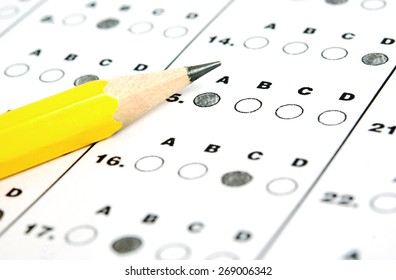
[266,177,298,195]
[4,63,29,77]
[361,0,386,10]
[321,47,348,60]
[283,42,309,55]
[234,98,262,113]
[39,69,65,83]
[156,243,191,260]
[370,193,396,213]
[275,104,304,119]
[243,36,270,49]
[134,155,164,172]
[318,110,347,126]
[178,163,208,179]
[63,14,86,26]
[163,26,188,38]
[128,22,154,34]
[65,225,98,246]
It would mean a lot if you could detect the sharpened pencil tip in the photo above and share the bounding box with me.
[187,61,221,82]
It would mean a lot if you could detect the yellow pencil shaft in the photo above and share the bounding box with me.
[0,80,122,179]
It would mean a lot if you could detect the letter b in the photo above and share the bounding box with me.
[204,144,221,153]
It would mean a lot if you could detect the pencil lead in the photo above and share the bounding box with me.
[187,61,221,82]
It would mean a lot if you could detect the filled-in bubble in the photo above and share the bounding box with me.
[97,18,120,29]
[112,236,142,254]
[362,53,388,66]
[74,74,99,86]
[193,92,220,107]
[221,171,253,187]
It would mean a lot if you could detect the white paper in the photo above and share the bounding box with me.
[0,0,395,260]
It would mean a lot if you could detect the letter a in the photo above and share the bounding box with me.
[161,137,175,146]
[216,76,229,84]
[264,23,276,29]
[96,205,111,215]
[30,49,41,56]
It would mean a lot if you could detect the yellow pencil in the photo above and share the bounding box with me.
[0,61,221,179]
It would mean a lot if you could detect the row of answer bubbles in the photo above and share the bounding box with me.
[4,67,113,87]
[66,188,396,258]
[64,224,240,259]
[60,14,190,39]
[4,66,101,86]
[244,38,389,65]
[2,65,348,127]
[135,156,299,195]
[3,48,388,81]
[135,155,209,179]
[193,93,347,126]
[64,226,238,259]
[47,14,392,62]
[1,65,348,127]
[4,64,65,82]
[233,99,346,126]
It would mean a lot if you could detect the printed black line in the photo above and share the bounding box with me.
[256,64,396,259]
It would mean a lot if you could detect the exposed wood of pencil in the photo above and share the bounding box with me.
[105,67,190,126]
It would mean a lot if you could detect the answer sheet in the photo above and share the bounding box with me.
[0,0,395,259]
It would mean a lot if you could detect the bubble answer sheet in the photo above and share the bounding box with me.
[0,0,395,260]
